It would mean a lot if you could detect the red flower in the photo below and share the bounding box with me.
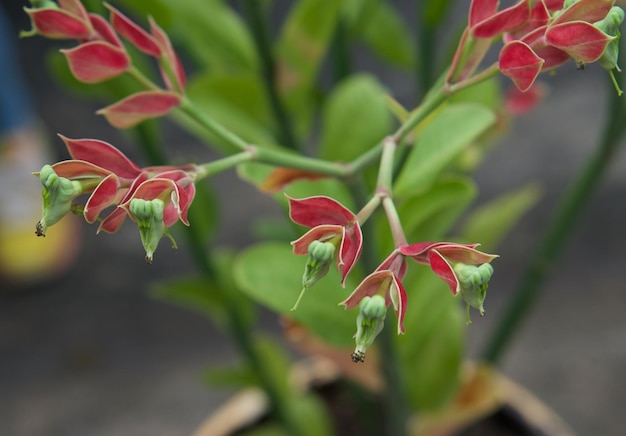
[400,242,497,296]
[289,196,363,286]
[341,250,408,334]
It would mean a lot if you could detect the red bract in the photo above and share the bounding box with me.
[105,3,162,57]
[499,40,545,91]
[96,91,182,129]
[400,242,498,296]
[289,196,363,286]
[22,0,92,39]
[341,251,408,334]
[469,0,531,39]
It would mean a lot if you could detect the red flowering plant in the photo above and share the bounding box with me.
[20,0,626,434]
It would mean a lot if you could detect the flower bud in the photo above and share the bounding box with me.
[352,295,386,363]
[453,262,494,324]
[129,198,168,264]
[36,164,83,236]
[594,7,624,71]
[290,240,336,311]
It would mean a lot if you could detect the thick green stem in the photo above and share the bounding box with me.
[482,81,626,365]
[241,0,298,151]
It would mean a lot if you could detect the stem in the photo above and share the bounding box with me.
[482,80,626,365]
[241,0,299,150]
[198,150,255,180]
[382,196,408,248]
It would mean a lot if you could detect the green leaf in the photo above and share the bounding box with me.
[319,74,391,161]
[458,183,542,251]
[233,243,357,347]
[394,103,495,197]
[359,2,415,68]
[396,268,464,410]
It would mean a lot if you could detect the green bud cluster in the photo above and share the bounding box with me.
[291,240,336,311]
[36,164,83,236]
[130,198,168,264]
[352,295,386,363]
[454,262,494,324]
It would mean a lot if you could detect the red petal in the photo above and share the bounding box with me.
[259,168,329,193]
[291,224,343,255]
[106,4,162,57]
[149,17,186,91]
[472,0,531,38]
[58,0,90,23]
[88,13,123,47]
[546,21,613,63]
[533,45,571,69]
[499,40,545,92]
[552,0,614,25]
[59,135,142,180]
[377,251,408,281]
[150,170,196,225]
[287,195,356,227]
[51,160,111,180]
[61,41,130,83]
[339,224,363,286]
[98,173,149,233]
[389,275,407,334]
[505,82,546,115]
[469,0,499,28]
[84,174,121,223]
[543,0,565,12]
[96,91,181,129]
[428,250,460,295]
[340,270,393,310]
[25,8,91,39]
[435,244,498,264]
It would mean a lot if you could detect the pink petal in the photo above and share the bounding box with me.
[435,244,498,264]
[544,0,565,12]
[84,173,121,223]
[98,173,149,233]
[472,0,531,39]
[388,275,407,334]
[546,21,613,63]
[51,160,111,180]
[126,178,177,203]
[96,90,181,128]
[61,41,130,83]
[287,195,356,227]
[291,224,343,255]
[377,251,408,281]
[533,45,571,69]
[106,4,162,57]
[151,170,196,225]
[59,135,142,180]
[149,17,186,91]
[552,0,614,25]
[25,8,91,39]
[259,168,329,193]
[338,223,363,286]
[340,270,393,310]
[469,0,499,28]
[428,250,460,295]
[88,13,123,47]
[499,40,545,92]
[58,0,90,23]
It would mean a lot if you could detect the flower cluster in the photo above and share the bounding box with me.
[288,196,497,361]
[22,0,185,127]
[36,136,203,263]
[449,0,624,93]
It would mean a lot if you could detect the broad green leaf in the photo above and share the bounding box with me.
[151,252,254,329]
[448,76,503,111]
[360,1,415,68]
[233,243,356,347]
[458,183,542,251]
[396,267,464,410]
[319,74,391,161]
[394,103,495,197]
[118,0,258,72]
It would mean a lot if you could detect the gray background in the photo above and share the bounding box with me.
[2,2,626,435]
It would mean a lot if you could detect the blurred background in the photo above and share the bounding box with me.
[1,1,626,435]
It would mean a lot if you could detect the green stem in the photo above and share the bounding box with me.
[197,150,255,180]
[382,196,407,248]
[482,81,626,365]
[241,0,299,151]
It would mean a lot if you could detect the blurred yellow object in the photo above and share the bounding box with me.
[0,127,80,287]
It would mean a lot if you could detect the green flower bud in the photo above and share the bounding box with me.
[454,262,494,324]
[36,164,84,237]
[130,198,172,264]
[594,7,625,95]
[291,240,336,311]
[352,295,386,363]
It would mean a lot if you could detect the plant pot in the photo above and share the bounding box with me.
[192,358,574,436]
